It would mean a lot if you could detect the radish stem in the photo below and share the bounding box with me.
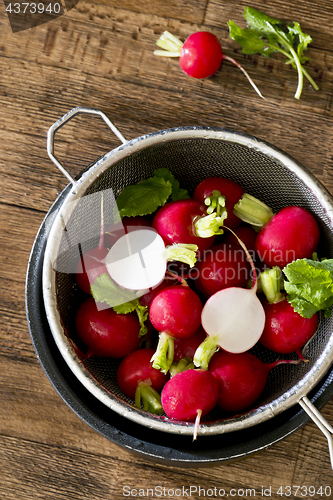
[155,31,183,54]
[135,384,164,414]
[233,193,274,227]
[204,191,227,216]
[151,332,175,374]
[259,266,284,303]
[169,357,195,377]
[194,213,226,238]
[163,243,198,267]
[193,335,219,370]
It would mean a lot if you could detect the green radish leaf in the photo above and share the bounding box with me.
[114,300,149,337]
[228,21,267,55]
[243,6,282,34]
[153,168,190,201]
[116,176,172,218]
[91,273,149,337]
[91,273,140,307]
[283,258,333,318]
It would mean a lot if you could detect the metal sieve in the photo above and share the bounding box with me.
[43,107,333,464]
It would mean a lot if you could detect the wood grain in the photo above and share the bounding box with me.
[1,0,333,497]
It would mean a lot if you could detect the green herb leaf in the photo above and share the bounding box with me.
[116,176,172,219]
[153,168,190,201]
[228,6,318,99]
[283,258,333,318]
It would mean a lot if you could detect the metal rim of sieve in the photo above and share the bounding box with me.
[42,108,333,461]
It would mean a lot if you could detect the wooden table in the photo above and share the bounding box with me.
[1,0,333,497]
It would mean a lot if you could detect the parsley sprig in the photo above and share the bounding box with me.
[228,7,319,99]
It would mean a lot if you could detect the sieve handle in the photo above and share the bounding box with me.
[299,396,333,470]
[47,107,128,184]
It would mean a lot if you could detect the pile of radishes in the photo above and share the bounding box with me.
[71,171,323,438]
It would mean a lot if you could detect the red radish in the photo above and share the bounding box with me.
[194,229,265,368]
[150,285,203,373]
[224,225,257,253]
[209,351,300,413]
[255,206,320,268]
[152,199,216,256]
[173,326,207,362]
[193,177,245,230]
[154,31,264,98]
[139,276,178,308]
[116,348,168,414]
[150,285,202,339]
[179,32,223,78]
[75,297,140,358]
[161,368,219,438]
[117,348,168,399]
[104,216,152,249]
[260,298,318,355]
[195,243,250,298]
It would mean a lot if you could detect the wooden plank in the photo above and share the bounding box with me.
[1,414,332,500]
[1,58,332,216]
[0,1,331,113]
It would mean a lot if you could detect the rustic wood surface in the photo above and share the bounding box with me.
[1,0,333,498]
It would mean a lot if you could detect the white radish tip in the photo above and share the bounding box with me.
[201,287,265,353]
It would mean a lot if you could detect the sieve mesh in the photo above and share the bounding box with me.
[52,134,333,431]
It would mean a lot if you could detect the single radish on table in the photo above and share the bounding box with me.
[75,297,140,358]
[154,31,264,98]
[194,229,266,369]
[209,351,300,413]
[193,177,245,230]
[260,298,318,357]
[161,368,219,439]
[117,348,169,414]
[149,285,203,374]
